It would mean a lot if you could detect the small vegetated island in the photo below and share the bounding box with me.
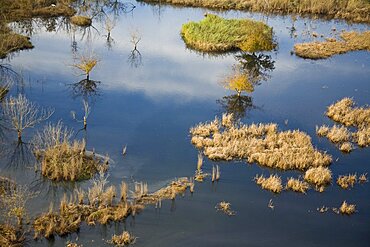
[294,31,370,59]
[140,0,370,23]
[181,14,276,53]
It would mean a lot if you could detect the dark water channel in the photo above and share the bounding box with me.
[1,1,370,246]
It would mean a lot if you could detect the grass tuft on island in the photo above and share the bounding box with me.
[294,31,370,59]
[181,14,275,53]
[139,0,370,23]
[34,122,108,182]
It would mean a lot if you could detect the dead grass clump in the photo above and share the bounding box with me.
[338,201,356,215]
[317,98,370,150]
[41,140,107,181]
[34,122,108,181]
[215,201,236,216]
[34,176,192,239]
[66,242,82,247]
[294,31,370,59]
[326,98,370,128]
[190,114,332,170]
[304,167,332,188]
[0,223,25,246]
[255,174,283,193]
[285,177,310,193]
[326,125,351,143]
[337,174,357,189]
[108,231,136,246]
[70,16,92,27]
[137,177,192,204]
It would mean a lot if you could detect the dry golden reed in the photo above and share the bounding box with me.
[141,0,370,23]
[338,201,356,215]
[255,174,283,193]
[190,113,332,170]
[294,31,370,59]
[317,98,370,150]
[337,174,357,189]
[304,167,332,188]
[108,231,136,246]
[285,177,310,193]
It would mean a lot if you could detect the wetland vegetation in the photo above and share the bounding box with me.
[0,0,369,246]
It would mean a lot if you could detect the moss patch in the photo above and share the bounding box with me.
[181,14,275,53]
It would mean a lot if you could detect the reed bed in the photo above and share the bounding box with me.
[181,14,275,53]
[33,177,192,239]
[338,201,356,215]
[304,167,332,191]
[34,122,108,181]
[359,173,368,183]
[140,0,370,23]
[285,177,310,193]
[108,231,136,246]
[294,31,370,59]
[254,174,283,193]
[317,98,370,150]
[190,113,332,170]
[0,223,25,246]
[337,174,357,189]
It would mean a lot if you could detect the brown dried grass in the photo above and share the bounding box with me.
[294,31,370,59]
[40,140,108,181]
[285,177,310,193]
[108,231,136,246]
[141,0,370,23]
[339,201,356,215]
[190,113,332,170]
[254,174,283,193]
[215,201,236,216]
[337,174,357,189]
[304,166,332,188]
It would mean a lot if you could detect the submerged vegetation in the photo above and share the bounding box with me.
[141,0,370,23]
[190,113,332,170]
[294,31,370,59]
[181,14,275,53]
[317,98,370,151]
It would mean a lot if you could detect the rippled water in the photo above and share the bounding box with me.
[1,1,370,246]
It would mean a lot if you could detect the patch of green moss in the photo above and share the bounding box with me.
[181,14,275,53]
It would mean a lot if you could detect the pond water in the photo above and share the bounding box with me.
[1,1,370,246]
